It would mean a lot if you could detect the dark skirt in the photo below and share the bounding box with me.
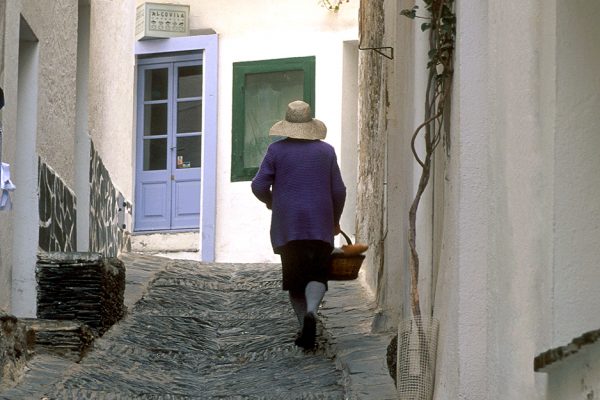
[279,240,333,292]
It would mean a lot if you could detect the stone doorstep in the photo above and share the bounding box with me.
[131,231,199,253]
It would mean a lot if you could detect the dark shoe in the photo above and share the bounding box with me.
[299,312,316,349]
[293,329,303,347]
[294,333,304,347]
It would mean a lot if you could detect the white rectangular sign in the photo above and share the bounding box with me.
[136,3,190,41]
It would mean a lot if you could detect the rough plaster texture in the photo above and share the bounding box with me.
[0,0,8,311]
[482,2,553,399]
[422,0,600,398]
[369,0,448,333]
[384,0,562,399]
[2,0,79,189]
[553,0,600,346]
[340,41,359,242]
[0,0,82,316]
[0,1,18,313]
[446,2,490,398]
[88,0,136,202]
[355,0,386,301]
[75,2,91,252]
[33,1,78,188]
[374,0,417,330]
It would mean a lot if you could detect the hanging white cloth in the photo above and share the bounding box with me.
[0,162,15,210]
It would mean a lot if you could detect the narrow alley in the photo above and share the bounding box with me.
[1,254,396,399]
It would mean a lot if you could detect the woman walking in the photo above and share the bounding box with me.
[251,100,346,349]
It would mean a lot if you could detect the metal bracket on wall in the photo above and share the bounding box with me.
[358,45,394,60]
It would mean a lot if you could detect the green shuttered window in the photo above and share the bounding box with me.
[231,56,316,181]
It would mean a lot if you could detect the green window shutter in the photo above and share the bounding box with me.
[231,56,316,182]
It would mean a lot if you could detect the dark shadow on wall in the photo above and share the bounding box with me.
[37,143,131,257]
[89,141,131,257]
[38,158,77,252]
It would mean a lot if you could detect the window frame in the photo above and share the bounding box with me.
[231,56,316,182]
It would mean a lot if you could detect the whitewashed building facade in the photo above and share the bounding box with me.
[357,1,600,399]
[0,0,360,316]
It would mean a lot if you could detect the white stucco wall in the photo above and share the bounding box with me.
[385,1,600,398]
[553,0,600,346]
[483,2,554,398]
[0,0,7,311]
[377,0,429,328]
[33,2,78,188]
[429,0,600,398]
[88,0,137,202]
[377,0,412,326]
[181,0,359,262]
[0,0,79,316]
[430,0,554,398]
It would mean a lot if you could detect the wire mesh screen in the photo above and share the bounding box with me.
[397,316,440,400]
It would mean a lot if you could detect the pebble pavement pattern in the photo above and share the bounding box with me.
[0,254,396,400]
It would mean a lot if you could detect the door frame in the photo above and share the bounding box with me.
[135,35,218,261]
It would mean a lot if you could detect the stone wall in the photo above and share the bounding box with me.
[38,159,77,252]
[89,141,131,257]
[36,252,126,336]
[0,312,29,389]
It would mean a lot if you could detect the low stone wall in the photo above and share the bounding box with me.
[36,252,126,336]
[0,312,30,389]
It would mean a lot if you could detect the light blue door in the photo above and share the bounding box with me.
[135,56,203,231]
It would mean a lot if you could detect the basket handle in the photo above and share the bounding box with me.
[339,229,353,245]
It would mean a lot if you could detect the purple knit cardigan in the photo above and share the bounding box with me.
[251,138,346,253]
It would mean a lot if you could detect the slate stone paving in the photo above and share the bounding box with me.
[1,260,347,399]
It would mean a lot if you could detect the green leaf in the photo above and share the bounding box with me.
[401,9,417,19]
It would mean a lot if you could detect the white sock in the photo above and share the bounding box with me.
[305,281,326,315]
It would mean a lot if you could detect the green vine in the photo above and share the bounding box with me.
[318,0,350,12]
[402,0,456,319]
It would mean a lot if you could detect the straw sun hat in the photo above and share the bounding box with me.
[269,100,327,140]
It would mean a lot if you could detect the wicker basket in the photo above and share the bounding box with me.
[328,230,366,281]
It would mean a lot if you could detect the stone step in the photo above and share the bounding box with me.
[21,319,95,362]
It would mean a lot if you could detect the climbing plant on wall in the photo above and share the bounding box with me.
[402,0,456,319]
[318,0,350,12]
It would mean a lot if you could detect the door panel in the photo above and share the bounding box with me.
[172,177,201,228]
[137,179,170,230]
